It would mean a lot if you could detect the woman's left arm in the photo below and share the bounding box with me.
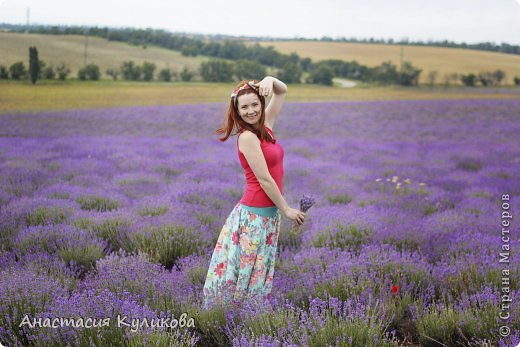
[255,76,287,129]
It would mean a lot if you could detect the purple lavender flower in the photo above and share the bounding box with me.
[299,194,316,213]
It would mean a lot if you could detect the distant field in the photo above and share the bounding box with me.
[247,41,520,85]
[0,80,519,114]
[0,32,214,80]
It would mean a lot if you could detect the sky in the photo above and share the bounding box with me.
[1,0,520,45]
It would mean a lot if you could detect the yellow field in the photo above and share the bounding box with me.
[1,80,518,115]
[247,41,520,85]
[0,32,210,79]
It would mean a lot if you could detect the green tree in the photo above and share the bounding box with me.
[233,59,267,81]
[478,71,494,86]
[120,61,141,80]
[514,76,520,86]
[460,73,477,87]
[56,63,70,80]
[398,61,422,86]
[477,70,506,86]
[0,65,9,79]
[300,57,313,72]
[142,61,156,81]
[42,65,55,79]
[106,68,120,80]
[181,45,199,57]
[179,67,194,81]
[29,46,40,84]
[78,64,100,80]
[278,62,302,84]
[199,59,233,82]
[492,69,505,85]
[158,68,172,82]
[308,65,334,85]
[367,61,399,85]
[9,61,26,80]
[37,60,47,79]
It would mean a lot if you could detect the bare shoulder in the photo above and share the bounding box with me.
[238,130,260,153]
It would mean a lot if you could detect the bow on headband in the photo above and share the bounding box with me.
[230,80,258,107]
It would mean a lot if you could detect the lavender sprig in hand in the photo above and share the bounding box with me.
[290,194,316,233]
[299,194,316,213]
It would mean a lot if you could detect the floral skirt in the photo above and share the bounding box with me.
[202,202,281,310]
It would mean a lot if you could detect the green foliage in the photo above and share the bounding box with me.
[233,59,267,81]
[78,64,101,80]
[181,44,200,56]
[384,292,420,343]
[308,65,334,85]
[278,223,305,251]
[138,205,169,217]
[47,192,70,200]
[278,61,303,84]
[0,65,9,78]
[127,329,199,347]
[398,61,422,86]
[367,61,399,85]
[36,60,46,79]
[383,235,420,253]
[327,193,352,205]
[120,60,141,80]
[29,46,40,84]
[313,271,368,304]
[359,60,422,86]
[415,301,501,347]
[25,207,70,226]
[57,238,106,277]
[88,217,134,253]
[105,67,120,80]
[189,304,231,347]
[42,64,56,79]
[75,195,121,212]
[179,66,194,81]
[10,61,27,79]
[141,61,156,81]
[234,299,393,347]
[199,59,234,82]
[460,73,477,87]
[455,157,482,172]
[55,63,71,80]
[158,67,172,82]
[313,222,373,253]
[131,223,206,270]
[439,262,517,301]
[478,69,506,86]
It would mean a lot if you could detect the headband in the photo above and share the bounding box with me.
[230,80,258,107]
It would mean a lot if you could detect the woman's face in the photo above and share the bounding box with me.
[237,93,262,128]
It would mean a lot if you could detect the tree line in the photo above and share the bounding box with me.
[2,23,519,56]
[3,47,519,87]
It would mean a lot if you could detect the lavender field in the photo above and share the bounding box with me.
[0,98,519,347]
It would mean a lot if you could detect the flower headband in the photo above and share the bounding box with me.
[230,80,258,107]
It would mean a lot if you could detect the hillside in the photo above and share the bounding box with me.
[247,41,520,85]
[0,32,212,80]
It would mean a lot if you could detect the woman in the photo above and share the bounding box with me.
[202,76,306,310]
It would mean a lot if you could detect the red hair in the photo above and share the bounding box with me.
[215,79,275,143]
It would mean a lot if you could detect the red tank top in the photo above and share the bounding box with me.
[237,126,284,207]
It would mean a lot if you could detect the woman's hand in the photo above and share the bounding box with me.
[282,206,306,226]
[253,77,274,97]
